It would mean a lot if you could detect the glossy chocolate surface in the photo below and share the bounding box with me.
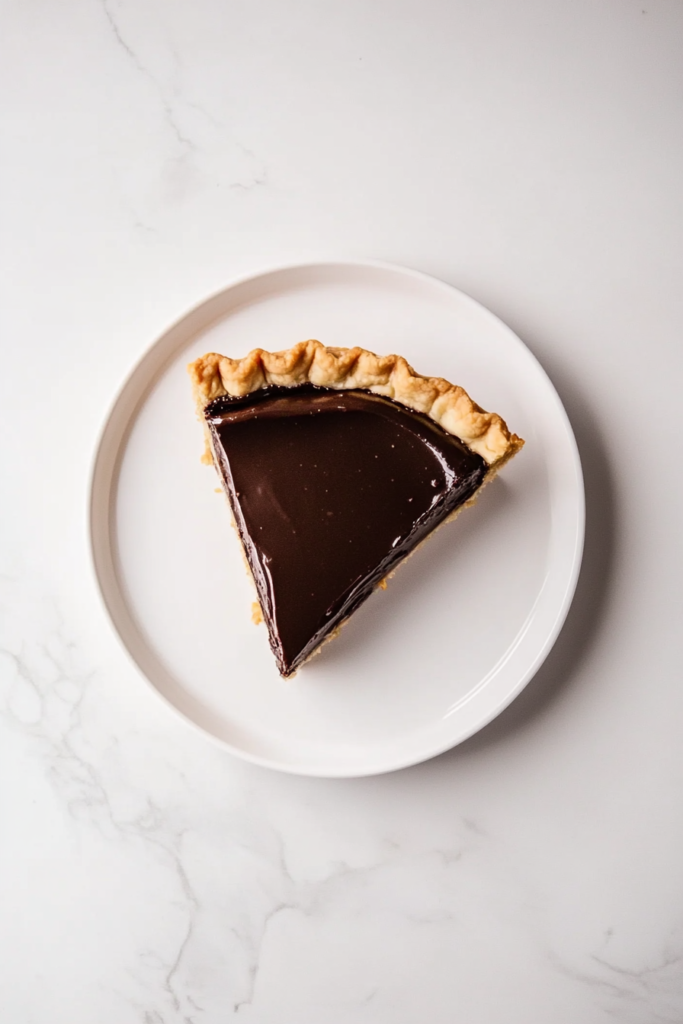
[205,385,487,676]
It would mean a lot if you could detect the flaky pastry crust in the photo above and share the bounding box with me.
[188,340,523,466]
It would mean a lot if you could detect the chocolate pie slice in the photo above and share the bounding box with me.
[189,341,523,677]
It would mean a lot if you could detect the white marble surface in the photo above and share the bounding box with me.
[1,1,683,1020]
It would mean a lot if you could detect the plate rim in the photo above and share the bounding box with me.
[88,258,585,777]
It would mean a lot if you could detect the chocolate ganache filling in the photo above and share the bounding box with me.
[205,384,487,677]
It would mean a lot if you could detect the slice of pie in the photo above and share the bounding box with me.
[189,340,523,677]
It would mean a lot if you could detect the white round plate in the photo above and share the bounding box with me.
[90,261,583,777]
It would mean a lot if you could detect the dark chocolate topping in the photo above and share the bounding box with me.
[205,385,487,676]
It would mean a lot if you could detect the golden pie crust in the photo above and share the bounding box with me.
[188,340,524,467]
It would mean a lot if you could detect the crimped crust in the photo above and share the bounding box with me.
[188,340,523,466]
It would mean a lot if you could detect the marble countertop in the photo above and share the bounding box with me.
[2,1,682,1021]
